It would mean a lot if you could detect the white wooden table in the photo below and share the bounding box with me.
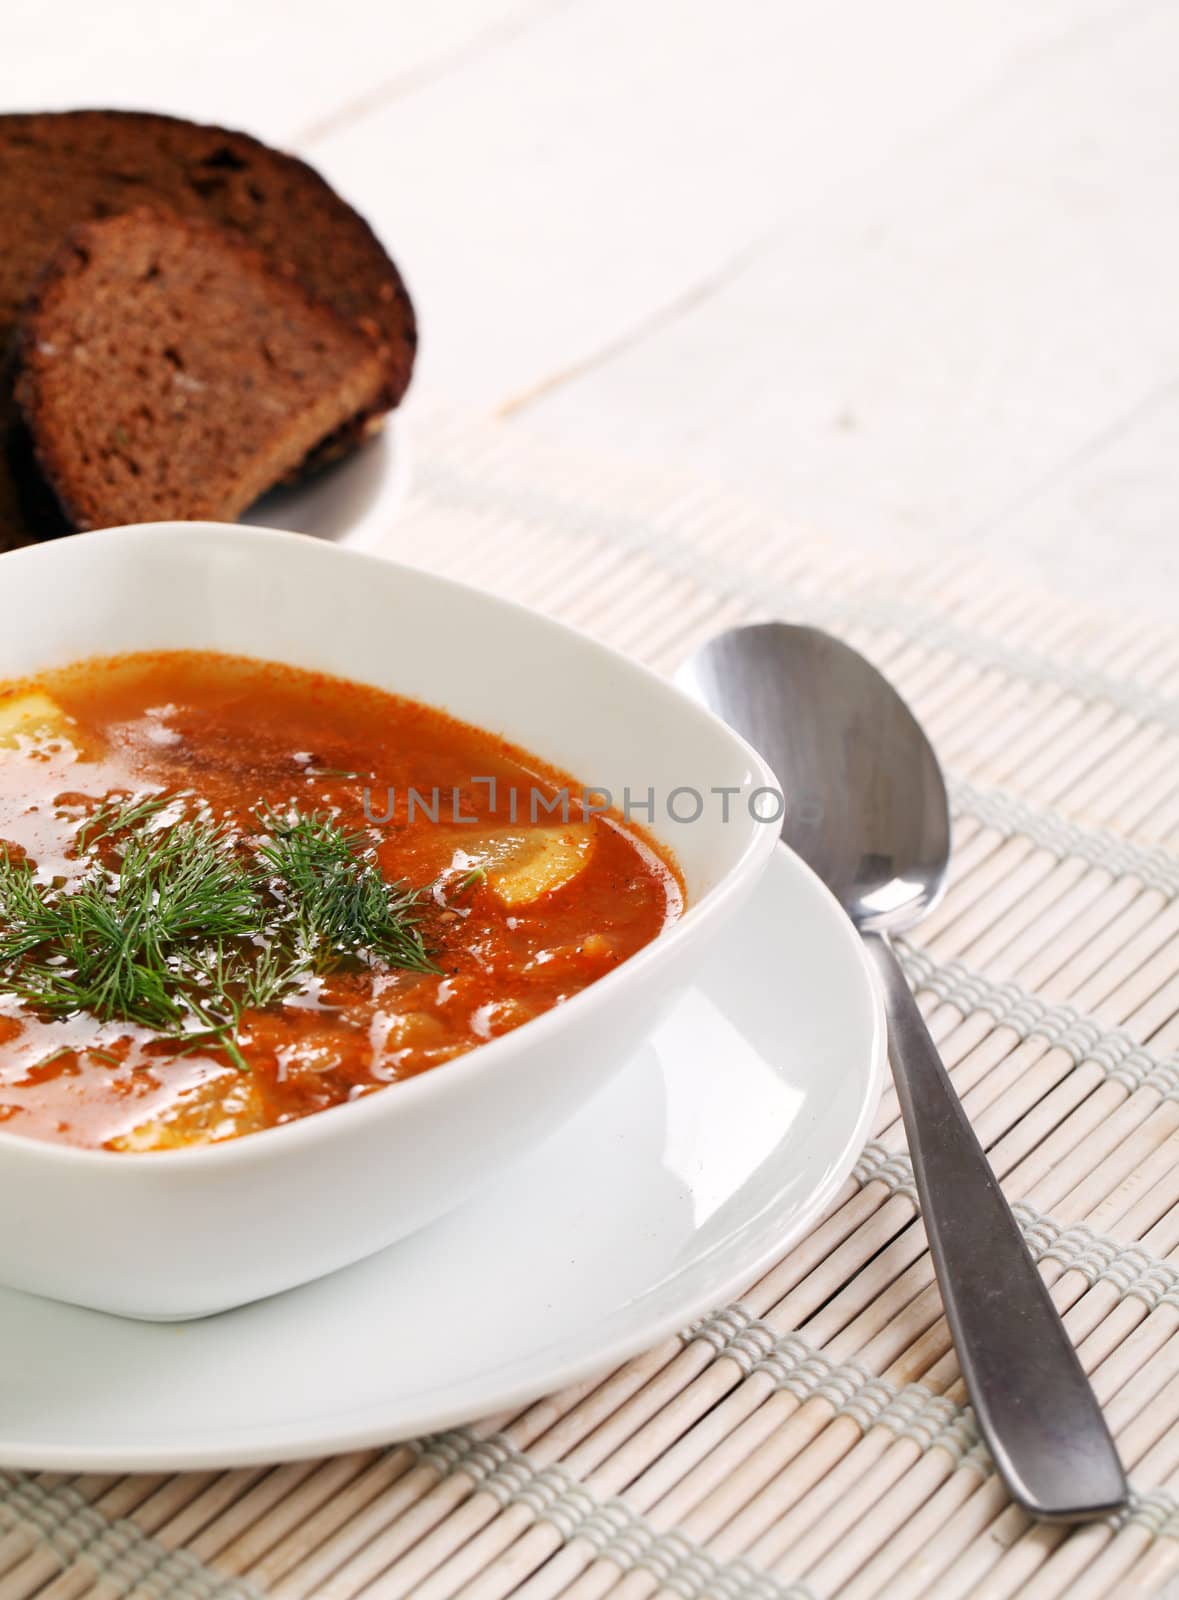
[9,0,1177,616]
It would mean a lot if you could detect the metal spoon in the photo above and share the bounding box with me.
[680,621,1127,1521]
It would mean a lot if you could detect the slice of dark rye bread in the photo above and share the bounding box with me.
[15,211,394,529]
[0,109,416,547]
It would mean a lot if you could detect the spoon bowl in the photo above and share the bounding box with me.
[679,622,949,934]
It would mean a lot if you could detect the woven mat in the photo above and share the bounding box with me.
[5,413,1179,1600]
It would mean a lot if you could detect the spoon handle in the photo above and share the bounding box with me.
[862,931,1127,1521]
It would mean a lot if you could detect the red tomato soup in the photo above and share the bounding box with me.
[0,652,682,1150]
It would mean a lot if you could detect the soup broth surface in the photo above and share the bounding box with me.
[0,652,681,1150]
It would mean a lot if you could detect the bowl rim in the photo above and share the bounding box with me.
[0,521,781,1173]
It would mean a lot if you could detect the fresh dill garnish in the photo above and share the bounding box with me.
[0,851,55,963]
[29,1045,74,1072]
[453,866,487,895]
[0,800,438,1070]
[256,808,435,975]
[76,790,172,851]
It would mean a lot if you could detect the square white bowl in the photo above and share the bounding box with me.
[0,524,779,1318]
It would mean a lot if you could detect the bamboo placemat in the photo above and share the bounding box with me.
[4,412,1179,1600]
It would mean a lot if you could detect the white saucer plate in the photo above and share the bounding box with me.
[243,418,408,551]
[0,844,884,1471]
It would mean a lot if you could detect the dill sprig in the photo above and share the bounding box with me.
[256,808,435,976]
[76,790,173,851]
[0,800,438,1069]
